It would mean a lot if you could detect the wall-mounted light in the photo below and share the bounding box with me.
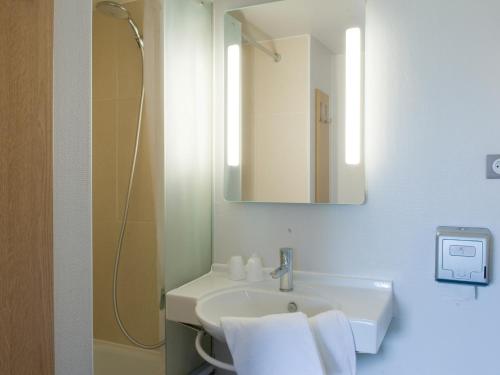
[345,27,361,165]
[227,44,241,167]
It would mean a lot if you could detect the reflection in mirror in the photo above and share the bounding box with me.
[224,0,365,204]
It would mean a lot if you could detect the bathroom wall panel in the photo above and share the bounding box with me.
[53,0,93,372]
[214,0,500,374]
[241,36,310,202]
[0,0,54,374]
[92,0,162,347]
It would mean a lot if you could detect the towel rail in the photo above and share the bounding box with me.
[195,330,236,372]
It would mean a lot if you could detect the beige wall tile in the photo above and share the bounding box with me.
[117,1,144,100]
[253,36,309,115]
[93,99,117,222]
[242,35,310,202]
[93,12,118,101]
[253,112,310,202]
[115,220,159,344]
[116,98,156,222]
[93,220,159,345]
[92,219,117,341]
[125,1,145,31]
[93,0,160,346]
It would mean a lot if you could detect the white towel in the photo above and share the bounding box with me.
[309,310,356,375]
[221,312,325,375]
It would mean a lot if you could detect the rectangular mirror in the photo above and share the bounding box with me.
[224,0,366,204]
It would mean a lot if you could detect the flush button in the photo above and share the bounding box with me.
[454,270,470,279]
[449,245,476,257]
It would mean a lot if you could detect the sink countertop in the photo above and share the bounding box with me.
[166,264,393,354]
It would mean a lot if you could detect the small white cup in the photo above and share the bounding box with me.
[228,256,246,281]
[246,254,264,282]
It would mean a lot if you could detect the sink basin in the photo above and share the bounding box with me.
[166,264,393,353]
[195,288,336,342]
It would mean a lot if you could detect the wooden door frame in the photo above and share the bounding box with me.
[2,1,94,374]
[1,1,54,374]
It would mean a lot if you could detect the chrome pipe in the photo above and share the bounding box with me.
[242,32,281,63]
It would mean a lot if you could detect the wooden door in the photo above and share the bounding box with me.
[0,1,54,374]
[315,89,331,203]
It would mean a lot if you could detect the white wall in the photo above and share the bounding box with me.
[213,0,500,374]
[53,0,93,374]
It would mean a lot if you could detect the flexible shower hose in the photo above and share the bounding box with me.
[112,43,165,350]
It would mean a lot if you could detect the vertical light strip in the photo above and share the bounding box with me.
[345,27,361,165]
[227,44,241,167]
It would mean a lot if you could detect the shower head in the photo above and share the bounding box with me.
[96,1,144,49]
[96,1,130,19]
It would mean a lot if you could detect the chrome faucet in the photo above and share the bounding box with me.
[270,248,293,292]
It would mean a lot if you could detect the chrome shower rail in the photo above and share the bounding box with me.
[242,32,281,62]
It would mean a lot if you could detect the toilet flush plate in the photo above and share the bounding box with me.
[435,227,491,285]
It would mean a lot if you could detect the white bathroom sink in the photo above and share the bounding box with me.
[195,288,336,342]
[166,264,393,354]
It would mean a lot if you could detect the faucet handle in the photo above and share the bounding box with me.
[279,247,293,264]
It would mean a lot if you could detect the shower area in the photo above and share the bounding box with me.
[92,0,213,374]
[92,0,165,374]
[92,0,213,375]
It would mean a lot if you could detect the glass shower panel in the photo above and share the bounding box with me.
[164,0,213,373]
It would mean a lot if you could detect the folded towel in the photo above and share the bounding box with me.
[221,312,325,375]
[309,310,356,375]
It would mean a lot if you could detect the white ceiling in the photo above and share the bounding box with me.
[229,0,365,54]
